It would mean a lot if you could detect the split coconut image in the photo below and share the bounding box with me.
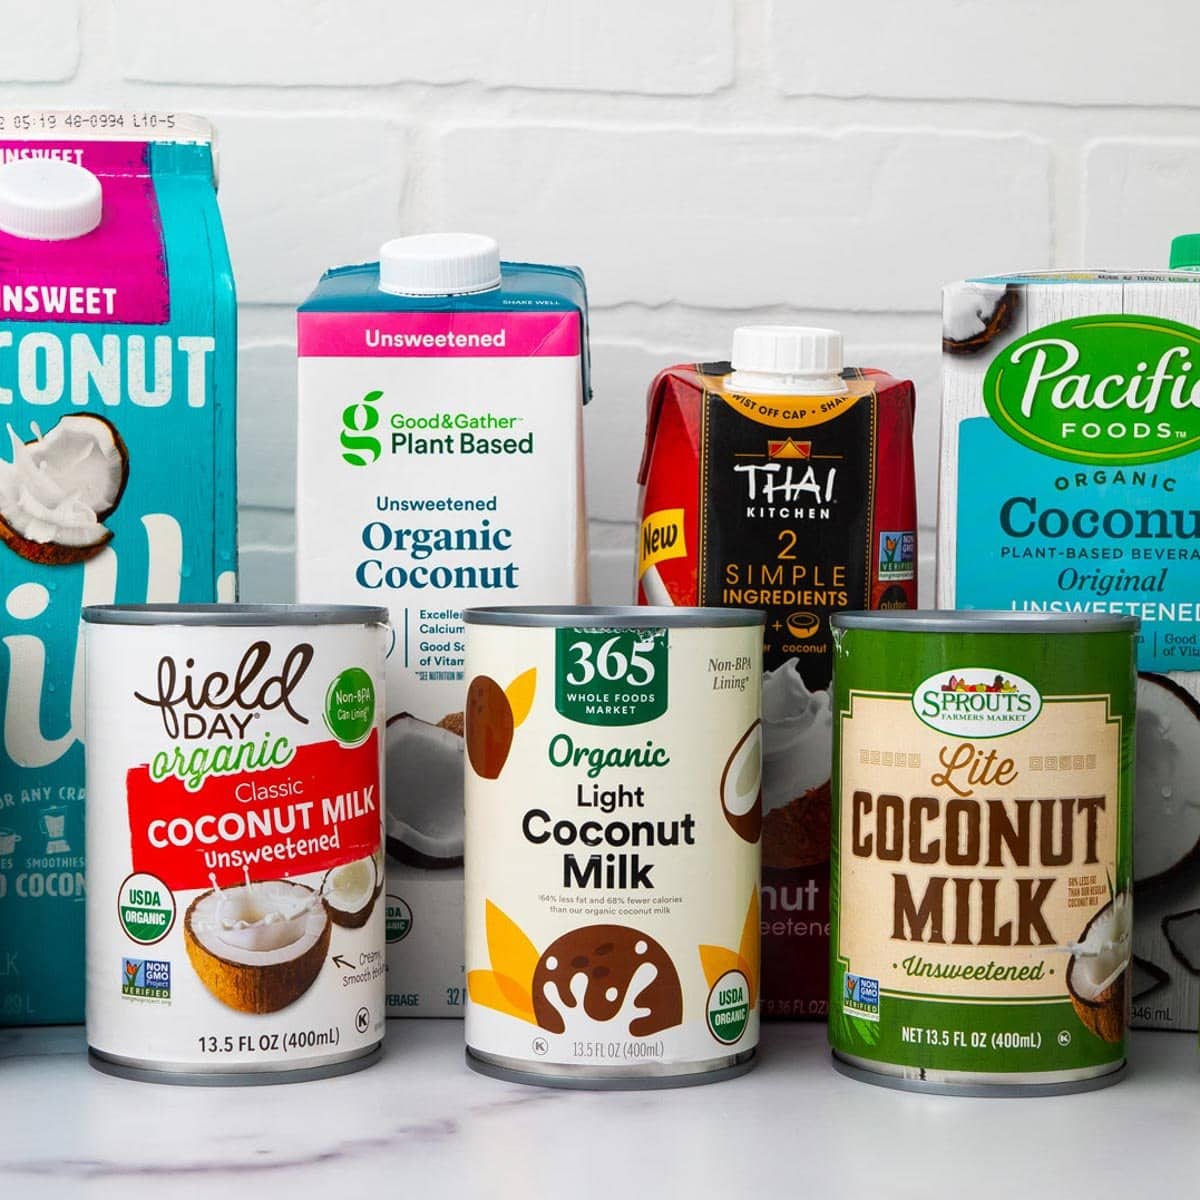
[385,712,467,868]
[720,719,763,843]
[0,414,129,564]
[184,857,381,1014]
[1129,671,1200,1022]
[1066,891,1132,1044]
[385,668,537,867]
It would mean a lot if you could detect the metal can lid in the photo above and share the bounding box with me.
[830,609,1140,634]
[464,605,765,629]
[82,603,390,627]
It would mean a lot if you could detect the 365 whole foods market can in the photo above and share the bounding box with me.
[463,606,763,1088]
[829,611,1137,1096]
[83,604,388,1085]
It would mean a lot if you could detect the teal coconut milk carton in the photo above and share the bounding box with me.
[0,112,237,1024]
[296,233,589,1016]
[938,270,1200,1031]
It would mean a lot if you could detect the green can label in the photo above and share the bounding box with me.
[830,623,1135,1082]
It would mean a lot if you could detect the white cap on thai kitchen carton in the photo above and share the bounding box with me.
[0,158,102,241]
[378,232,502,296]
[729,325,846,395]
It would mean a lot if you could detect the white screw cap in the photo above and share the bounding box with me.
[732,324,843,380]
[0,159,103,241]
[379,232,501,296]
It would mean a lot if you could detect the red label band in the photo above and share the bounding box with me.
[126,730,380,891]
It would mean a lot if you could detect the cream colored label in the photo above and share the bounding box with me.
[464,622,762,1070]
[839,691,1121,1000]
[84,621,387,1070]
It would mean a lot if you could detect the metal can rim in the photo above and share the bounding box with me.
[830,609,1139,634]
[81,603,390,627]
[463,605,765,628]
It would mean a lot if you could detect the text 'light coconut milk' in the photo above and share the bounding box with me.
[84,605,386,1084]
[0,112,237,1026]
[464,607,762,1089]
[296,235,589,1017]
[829,612,1136,1096]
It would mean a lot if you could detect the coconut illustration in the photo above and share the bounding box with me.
[531,924,683,1038]
[465,674,515,779]
[721,719,762,843]
[1134,673,1200,885]
[183,879,330,1013]
[384,712,465,868]
[0,414,129,564]
[1065,891,1131,1044]
[321,854,381,928]
[941,281,1019,355]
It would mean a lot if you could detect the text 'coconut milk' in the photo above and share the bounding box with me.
[296,234,589,1017]
[636,326,916,1019]
[0,112,237,1026]
[829,612,1136,1095]
[464,606,762,1089]
[939,271,1200,1030]
[83,605,386,1084]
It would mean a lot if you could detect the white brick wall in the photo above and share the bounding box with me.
[10,0,1195,605]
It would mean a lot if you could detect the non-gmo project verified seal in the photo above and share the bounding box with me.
[844,973,880,1022]
[122,958,171,1000]
[878,530,915,581]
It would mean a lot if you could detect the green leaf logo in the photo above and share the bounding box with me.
[341,389,383,467]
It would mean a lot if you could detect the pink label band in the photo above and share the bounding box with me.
[0,141,168,325]
[298,310,581,358]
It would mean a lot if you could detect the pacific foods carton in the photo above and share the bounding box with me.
[296,234,590,1017]
[939,271,1200,1029]
[0,111,237,1025]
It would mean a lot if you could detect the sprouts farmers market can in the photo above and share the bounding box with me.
[829,612,1137,1095]
[463,607,763,1089]
[83,605,388,1085]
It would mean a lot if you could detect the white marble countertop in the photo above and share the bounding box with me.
[2,1022,1198,1198]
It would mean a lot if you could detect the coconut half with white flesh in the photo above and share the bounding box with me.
[0,414,129,565]
[385,712,464,869]
[941,281,1018,355]
[1065,892,1131,1044]
[321,854,380,928]
[1135,673,1200,885]
[721,720,762,843]
[184,879,330,1013]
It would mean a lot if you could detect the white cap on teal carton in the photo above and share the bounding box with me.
[378,232,502,296]
[0,158,102,241]
[728,325,846,395]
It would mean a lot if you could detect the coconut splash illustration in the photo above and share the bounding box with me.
[1066,890,1132,1044]
[0,415,129,564]
[469,890,759,1036]
[184,877,330,1014]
